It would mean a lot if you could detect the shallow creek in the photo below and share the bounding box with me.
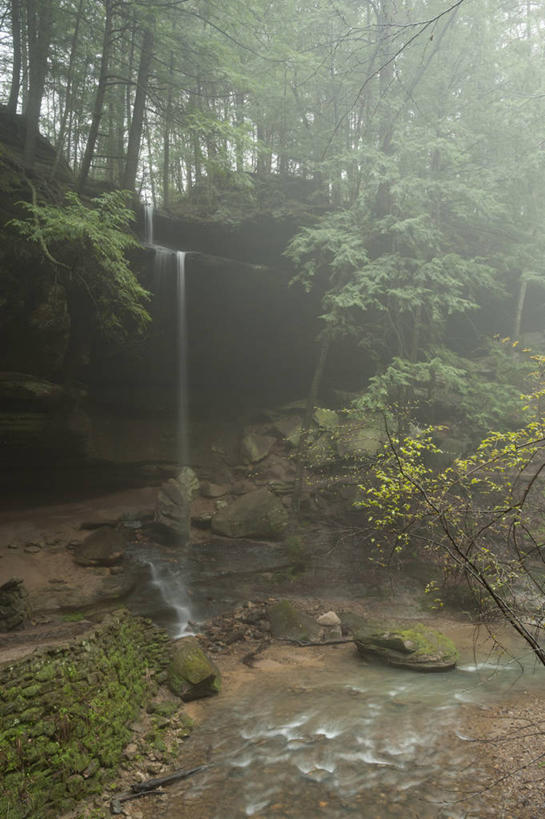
[138,630,545,819]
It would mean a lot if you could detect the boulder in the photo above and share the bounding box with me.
[211,488,288,539]
[167,636,221,701]
[155,467,199,543]
[273,416,303,447]
[200,481,228,498]
[313,407,339,430]
[354,622,458,672]
[317,611,341,626]
[335,421,384,460]
[72,527,126,567]
[0,577,30,630]
[241,432,276,463]
[268,600,322,642]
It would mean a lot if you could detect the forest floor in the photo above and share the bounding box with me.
[2,488,545,817]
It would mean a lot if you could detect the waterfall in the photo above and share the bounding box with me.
[141,204,194,636]
[177,251,190,467]
[144,206,190,469]
[147,559,194,638]
[144,203,154,246]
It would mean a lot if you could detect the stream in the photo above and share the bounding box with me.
[138,633,545,819]
[123,542,545,817]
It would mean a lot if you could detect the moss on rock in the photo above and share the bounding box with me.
[354,621,458,672]
[0,610,174,818]
[167,636,221,701]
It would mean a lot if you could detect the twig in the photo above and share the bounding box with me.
[110,764,210,814]
[277,638,353,646]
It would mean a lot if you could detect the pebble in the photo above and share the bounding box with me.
[24,545,42,554]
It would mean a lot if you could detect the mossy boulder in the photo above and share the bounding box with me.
[167,636,221,701]
[268,600,322,642]
[313,407,339,430]
[211,488,288,539]
[335,420,384,460]
[354,621,458,672]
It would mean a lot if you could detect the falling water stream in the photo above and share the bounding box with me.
[142,204,193,635]
[177,250,190,468]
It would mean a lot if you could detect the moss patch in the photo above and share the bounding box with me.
[0,610,172,818]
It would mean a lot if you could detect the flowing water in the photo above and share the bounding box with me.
[176,250,190,467]
[140,633,545,819]
[146,557,194,638]
[142,204,194,632]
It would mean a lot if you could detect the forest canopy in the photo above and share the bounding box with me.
[1,0,545,422]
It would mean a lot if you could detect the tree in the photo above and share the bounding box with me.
[359,403,545,665]
[23,0,53,167]
[122,20,155,190]
[7,189,150,338]
[77,0,114,191]
[7,0,22,114]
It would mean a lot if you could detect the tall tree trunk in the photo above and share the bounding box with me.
[51,0,84,178]
[7,0,22,113]
[77,0,113,192]
[162,52,174,208]
[122,26,154,190]
[23,0,53,168]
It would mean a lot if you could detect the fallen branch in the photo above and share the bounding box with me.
[277,638,353,647]
[110,764,210,814]
[241,640,269,666]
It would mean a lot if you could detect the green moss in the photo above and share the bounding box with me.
[35,663,56,682]
[61,612,86,622]
[167,637,221,700]
[0,611,170,818]
[396,624,458,662]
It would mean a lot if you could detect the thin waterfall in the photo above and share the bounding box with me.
[141,205,194,637]
[144,203,154,246]
[147,559,194,638]
[176,251,190,468]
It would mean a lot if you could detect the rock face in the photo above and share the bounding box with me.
[167,636,221,701]
[73,527,126,566]
[155,467,200,543]
[211,488,288,539]
[353,622,458,672]
[0,577,29,630]
[268,600,322,642]
[241,432,276,463]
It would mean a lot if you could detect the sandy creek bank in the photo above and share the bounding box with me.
[2,490,545,818]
